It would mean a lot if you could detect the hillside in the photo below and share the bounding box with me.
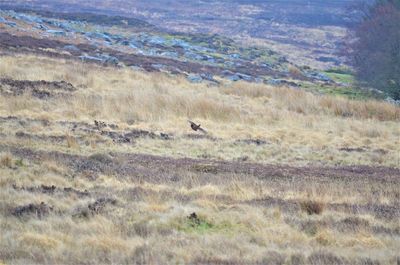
[1,52,399,265]
[1,0,365,68]
[0,2,399,265]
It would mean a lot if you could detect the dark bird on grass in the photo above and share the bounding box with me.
[187,120,207,134]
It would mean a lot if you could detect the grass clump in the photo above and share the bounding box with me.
[300,200,325,215]
[0,154,13,168]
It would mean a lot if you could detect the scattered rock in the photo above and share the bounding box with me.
[36,24,49,30]
[266,79,299,87]
[151,64,168,71]
[385,97,400,106]
[12,13,43,24]
[306,72,332,82]
[160,51,179,58]
[200,73,215,81]
[187,74,203,83]
[63,44,80,52]
[226,74,241,82]
[0,16,17,27]
[102,55,119,66]
[79,55,104,63]
[130,66,145,72]
[5,21,17,27]
[85,32,112,42]
[236,73,253,82]
[46,30,66,36]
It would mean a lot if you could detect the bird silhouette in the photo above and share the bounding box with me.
[187,120,207,134]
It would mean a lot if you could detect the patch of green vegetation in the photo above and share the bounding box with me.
[15,159,24,167]
[325,67,353,75]
[301,82,377,100]
[241,48,277,63]
[161,34,177,41]
[172,213,240,235]
[183,218,214,233]
[324,72,355,84]
[198,50,226,60]
[323,67,355,84]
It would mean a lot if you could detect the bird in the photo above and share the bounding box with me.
[187,120,207,134]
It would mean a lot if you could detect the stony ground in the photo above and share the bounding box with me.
[1,0,357,68]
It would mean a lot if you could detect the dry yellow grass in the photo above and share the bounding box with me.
[0,152,398,264]
[1,54,398,167]
[0,54,399,264]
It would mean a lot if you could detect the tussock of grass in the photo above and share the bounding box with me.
[0,154,13,168]
[300,200,325,215]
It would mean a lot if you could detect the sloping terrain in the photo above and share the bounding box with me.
[1,0,365,68]
[0,6,381,100]
[0,54,399,264]
[0,2,399,265]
